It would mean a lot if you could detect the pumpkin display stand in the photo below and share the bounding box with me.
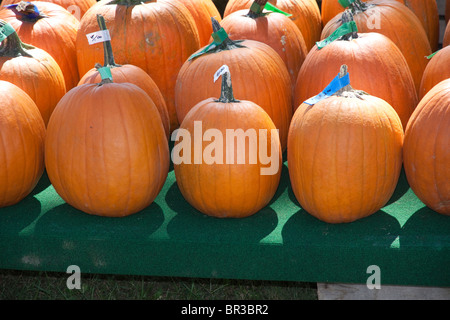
[0,146,449,289]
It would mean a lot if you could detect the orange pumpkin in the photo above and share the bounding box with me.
[0,1,81,90]
[174,0,222,46]
[320,0,346,26]
[78,15,170,138]
[321,0,431,94]
[224,0,321,50]
[174,65,282,218]
[419,46,450,100]
[45,70,170,217]
[0,80,46,207]
[0,0,97,20]
[295,15,417,130]
[403,79,450,215]
[175,18,292,151]
[321,0,440,51]
[75,0,201,131]
[0,20,66,126]
[219,0,308,90]
[398,0,440,52]
[288,65,404,223]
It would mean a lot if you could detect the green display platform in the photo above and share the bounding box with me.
[1,159,449,287]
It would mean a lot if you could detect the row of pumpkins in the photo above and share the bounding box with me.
[0,0,449,223]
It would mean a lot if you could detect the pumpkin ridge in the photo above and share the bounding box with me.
[431,94,448,204]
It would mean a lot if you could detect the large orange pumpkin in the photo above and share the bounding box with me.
[320,0,346,26]
[174,0,222,47]
[0,80,46,207]
[75,0,201,131]
[294,16,417,130]
[219,0,308,90]
[321,0,440,51]
[0,0,97,20]
[403,79,450,216]
[45,70,170,217]
[78,15,170,138]
[288,65,404,223]
[321,0,431,94]
[175,18,292,151]
[419,46,450,100]
[174,65,282,218]
[0,20,66,126]
[0,1,80,90]
[399,0,440,52]
[224,0,321,50]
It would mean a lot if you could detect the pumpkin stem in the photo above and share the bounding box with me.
[247,0,269,18]
[340,10,358,40]
[5,2,48,22]
[347,0,372,14]
[215,66,239,103]
[0,20,34,58]
[211,17,246,50]
[334,64,368,99]
[106,0,152,6]
[96,14,121,68]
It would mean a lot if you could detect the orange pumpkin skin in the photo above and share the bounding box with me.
[321,0,439,51]
[0,0,97,20]
[399,0,440,52]
[75,0,200,132]
[220,9,308,90]
[224,0,321,50]
[78,64,170,139]
[174,99,282,218]
[0,1,80,90]
[0,81,46,207]
[288,93,404,223]
[175,39,292,151]
[419,46,450,100]
[45,82,170,217]
[174,0,222,47]
[294,33,417,130]
[0,30,66,126]
[321,0,431,94]
[403,79,450,216]
[320,0,346,26]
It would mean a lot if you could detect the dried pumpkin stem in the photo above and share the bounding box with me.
[216,70,239,103]
[0,21,33,58]
[107,0,153,6]
[7,1,48,21]
[334,64,368,99]
[247,0,269,18]
[339,10,358,40]
[211,17,246,51]
[96,14,121,68]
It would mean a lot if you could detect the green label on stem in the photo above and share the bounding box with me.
[426,49,440,59]
[316,21,358,49]
[189,27,229,61]
[338,0,357,8]
[98,66,113,81]
[264,2,292,17]
[0,23,16,42]
[250,2,292,17]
